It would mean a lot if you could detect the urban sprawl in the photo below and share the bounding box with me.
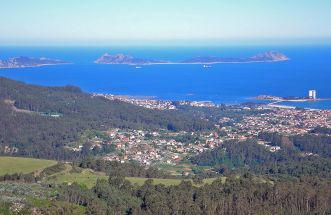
[73,93,331,169]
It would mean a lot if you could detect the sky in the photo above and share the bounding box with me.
[0,0,331,46]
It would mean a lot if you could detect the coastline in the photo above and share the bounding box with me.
[93,92,331,111]
[0,62,72,69]
[250,97,331,102]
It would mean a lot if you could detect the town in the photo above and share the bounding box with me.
[68,96,331,169]
[92,93,216,110]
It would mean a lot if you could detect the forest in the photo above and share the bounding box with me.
[191,133,331,179]
[1,160,331,215]
[0,77,213,160]
[58,175,331,215]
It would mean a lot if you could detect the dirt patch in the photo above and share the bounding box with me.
[4,99,36,114]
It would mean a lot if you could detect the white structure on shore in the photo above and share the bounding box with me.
[309,90,317,100]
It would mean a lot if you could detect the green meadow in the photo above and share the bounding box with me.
[47,170,223,188]
[0,157,225,188]
[0,156,57,176]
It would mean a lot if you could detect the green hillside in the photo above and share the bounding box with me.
[0,77,213,160]
[0,156,57,176]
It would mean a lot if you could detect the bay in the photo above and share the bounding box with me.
[1,45,331,109]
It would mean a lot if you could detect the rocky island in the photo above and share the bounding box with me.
[0,57,70,69]
[182,51,289,64]
[95,51,289,65]
[94,53,169,65]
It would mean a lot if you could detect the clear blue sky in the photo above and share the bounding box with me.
[1,0,331,45]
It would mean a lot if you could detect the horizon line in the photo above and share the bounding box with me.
[1,37,331,47]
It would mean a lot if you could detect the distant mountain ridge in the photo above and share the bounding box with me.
[0,57,70,69]
[95,51,289,65]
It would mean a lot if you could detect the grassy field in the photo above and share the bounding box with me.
[127,177,223,186]
[46,169,108,188]
[156,162,213,176]
[127,177,188,186]
[47,168,224,188]
[0,156,224,188]
[43,163,225,188]
[0,156,57,176]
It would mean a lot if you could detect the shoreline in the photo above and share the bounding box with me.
[0,63,72,69]
[93,92,331,111]
[248,95,331,102]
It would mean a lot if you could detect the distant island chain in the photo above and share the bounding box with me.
[0,51,289,69]
[94,51,289,65]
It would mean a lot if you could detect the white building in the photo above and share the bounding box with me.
[308,90,317,100]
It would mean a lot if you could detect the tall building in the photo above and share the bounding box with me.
[308,90,317,100]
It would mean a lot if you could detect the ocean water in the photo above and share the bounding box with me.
[0,46,331,109]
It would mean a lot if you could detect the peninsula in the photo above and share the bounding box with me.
[0,57,70,69]
[251,95,331,103]
[95,51,289,65]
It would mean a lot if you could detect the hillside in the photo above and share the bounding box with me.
[0,157,57,176]
[0,77,213,160]
[0,156,217,188]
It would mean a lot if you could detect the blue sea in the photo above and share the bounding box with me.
[1,46,331,109]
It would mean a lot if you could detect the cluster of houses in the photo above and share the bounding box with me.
[102,129,222,165]
[67,105,330,167]
[92,93,176,110]
[227,108,331,137]
[92,93,219,110]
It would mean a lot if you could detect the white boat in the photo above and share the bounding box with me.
[203,65,212,68]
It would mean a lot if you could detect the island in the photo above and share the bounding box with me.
[0,57,70,69]
[182,51,289,64]
[94,53,170,65]
[95,51,289,65]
